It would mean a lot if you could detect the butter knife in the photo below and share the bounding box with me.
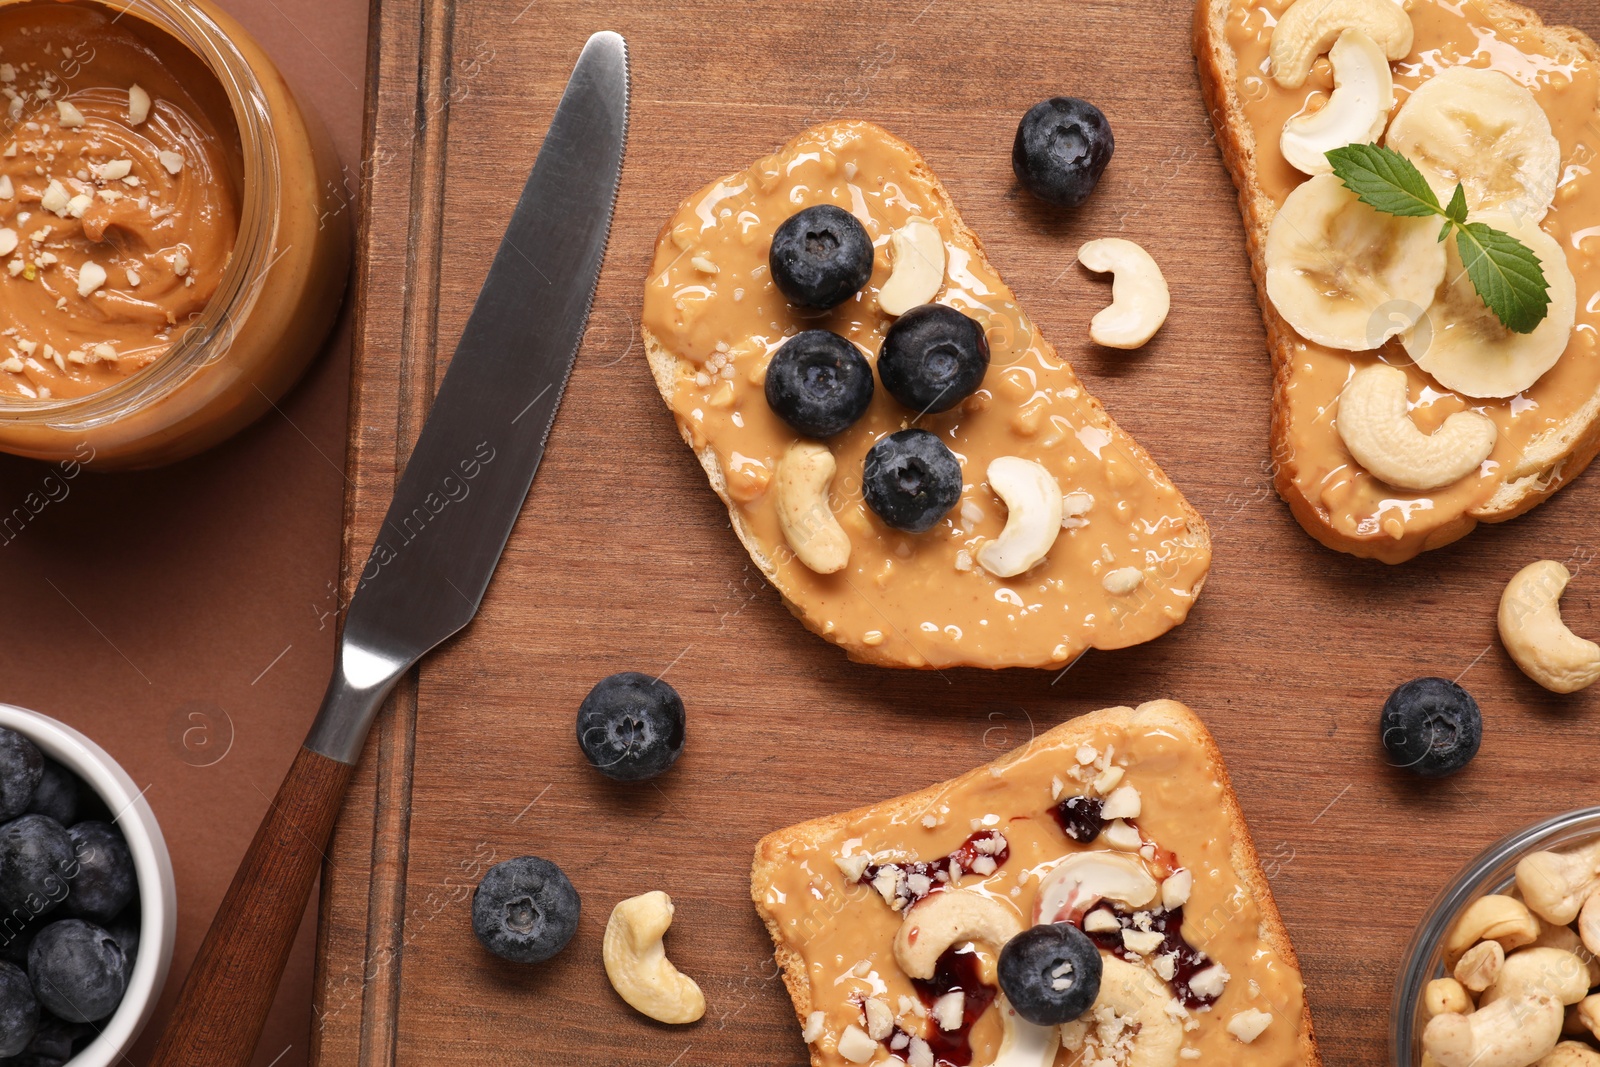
[148,30,629,1067]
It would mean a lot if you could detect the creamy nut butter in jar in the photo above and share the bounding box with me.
[0,0,351,467]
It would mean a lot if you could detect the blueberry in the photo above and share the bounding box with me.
[997,923,1103,1026]
[863,429,963,534]
[24,762,76,828]
[764,330,874,438]
[769,205,874,310]
[1012,97,1115,208]
[0,959,36,1056]
[470,856,580,964]
[62,823,135,924]
[0,817,73,916]
[104,910,139,966]
[576,672,686,782]
[0,731,42,823]
[0,916,36,968]
[19,1013,89,1062]
[1380,677,1482,778]
[27,919,126,1023]
[878,304,990,414]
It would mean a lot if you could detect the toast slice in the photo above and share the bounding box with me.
[751,700,1319,1067]
[1194,0,1600,563]
[640,122,1210,668]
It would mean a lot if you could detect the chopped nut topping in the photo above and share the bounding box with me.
[76,260,106,298]
[39,178,68,215]
[92,159,132,182]
[127,83,150,125]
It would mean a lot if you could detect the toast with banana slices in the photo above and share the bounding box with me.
[640,121,1210,668]
[751,700,1320,1067]
[1194,0,1600,562]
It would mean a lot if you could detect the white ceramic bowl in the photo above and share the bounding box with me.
[0,703,176,1065]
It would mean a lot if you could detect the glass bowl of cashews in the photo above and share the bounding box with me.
[1393,806,1600,1067]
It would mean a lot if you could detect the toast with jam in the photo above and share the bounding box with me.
[640,121,1211,670]
[1195,0,1600,562]
[750,700,1320,1067]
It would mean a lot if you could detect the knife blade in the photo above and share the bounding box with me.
[148,31,628,1067]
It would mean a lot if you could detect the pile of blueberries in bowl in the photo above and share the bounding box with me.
[0,728,139,1062]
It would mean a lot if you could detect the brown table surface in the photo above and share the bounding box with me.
[0,0,368,1063]
[314,1,1600,1065]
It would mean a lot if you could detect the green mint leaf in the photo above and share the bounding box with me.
[1444,183,1469,225]
[1454,221,1551,334]
[1326,143,1443,218]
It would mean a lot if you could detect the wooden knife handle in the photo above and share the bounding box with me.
[149,745,357,1067]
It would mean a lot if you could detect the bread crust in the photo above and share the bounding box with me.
[750,699,1321,1066]
[643,122,1210,666]
[1193,0,1600,562]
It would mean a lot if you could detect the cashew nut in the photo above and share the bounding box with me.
[775,441,851,575]
[891,890,1058,1067]
[1425,993,1564,1067]
[1455,940,1506,993]
[992,996,1061,1067]
[1574,994,1600,1040]
[1077,239,1170,350]
[1446,896,1541,967]
[1581,892,1600,957]
[878,218,945,317]
[1280,30,1395,175]
[977,457,1063,578]
[602,891,706,1024]
[1060,955,1185,1067]
[1269,0,1415,89]
[1481,948,1591,1008]
[1033,852,1160,925]
[1426,977,1474,1019]
[893,888,1022,979]
[1498,561,1600,694]
[1519,843,1600,925]
[1337,364,1497,491]
[1541,1042,1600,1067]
[1532,923,1600,987]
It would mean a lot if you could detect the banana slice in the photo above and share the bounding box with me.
[1265,173,1447,350]
[1385,66,1560,221]
[1281,30,1395,176]
[1402,212,1577,398]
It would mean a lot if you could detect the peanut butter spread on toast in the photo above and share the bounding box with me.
[642,122,1210,669]
[754,705,1310,1067]
[1225,0,1600,561]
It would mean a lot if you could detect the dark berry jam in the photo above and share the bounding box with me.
[875,946,998,1067]
[1052,794,1105,842]
[854,830,1009,911]
[1081,902,1219,1009]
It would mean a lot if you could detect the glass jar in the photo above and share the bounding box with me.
[0,0,351,468]
[1391,805,1600,1065]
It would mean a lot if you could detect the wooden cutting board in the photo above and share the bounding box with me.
[314,1,1600,1064]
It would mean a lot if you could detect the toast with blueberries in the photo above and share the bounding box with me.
[750,699,1320,1067]
[639,121,1211,670]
